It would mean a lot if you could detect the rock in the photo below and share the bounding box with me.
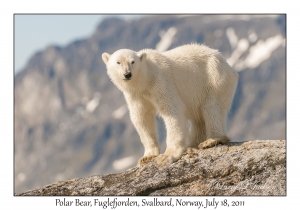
[16,140,286,196]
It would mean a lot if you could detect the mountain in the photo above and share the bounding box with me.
[14,14,286,194]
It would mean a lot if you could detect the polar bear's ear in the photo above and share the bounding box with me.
[138,52,147,62]
[102,53,111,65]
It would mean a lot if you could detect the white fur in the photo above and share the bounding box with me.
[102,43,238,166]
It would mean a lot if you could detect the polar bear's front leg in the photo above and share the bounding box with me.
[155,110,188,166]
[126,96,160,166]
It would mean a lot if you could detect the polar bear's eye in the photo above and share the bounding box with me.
[131,61,135,64]
[117,62,120,64]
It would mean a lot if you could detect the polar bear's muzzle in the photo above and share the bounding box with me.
[123,72,132,80]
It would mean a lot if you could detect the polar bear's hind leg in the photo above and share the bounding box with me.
[188,118,206,148]
[199,99,230,149]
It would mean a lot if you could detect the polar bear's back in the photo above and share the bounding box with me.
[163,43,235,78]
[162,43,235,85]
[161,43,238,109]
[163,43,220,60]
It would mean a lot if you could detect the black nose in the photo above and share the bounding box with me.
[124,72,132,79]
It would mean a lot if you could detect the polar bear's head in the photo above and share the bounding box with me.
[102,49,147,89]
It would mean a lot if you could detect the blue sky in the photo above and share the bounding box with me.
[14,15,145,74]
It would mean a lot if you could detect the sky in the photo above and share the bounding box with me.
[14,15,145,74]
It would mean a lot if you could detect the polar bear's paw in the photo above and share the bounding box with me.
[186,147,199,154]
[199,136,230,149]
[138,155,158,165]
[155,154,176,166]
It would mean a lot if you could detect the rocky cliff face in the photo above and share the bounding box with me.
[17,140,286,196]
[14,15,286,194]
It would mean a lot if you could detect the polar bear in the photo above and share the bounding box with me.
[102,43,238,166]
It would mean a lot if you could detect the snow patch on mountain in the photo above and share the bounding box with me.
[112,104,128,119]
[112,155,136,171]
[227,38,249,66]
[235,34,285,71]
[156,27,177,52]
[248,30,258,43]
[226,27,239,49]
[86,92,101,113]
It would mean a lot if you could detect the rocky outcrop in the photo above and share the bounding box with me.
[17,140,286,196]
